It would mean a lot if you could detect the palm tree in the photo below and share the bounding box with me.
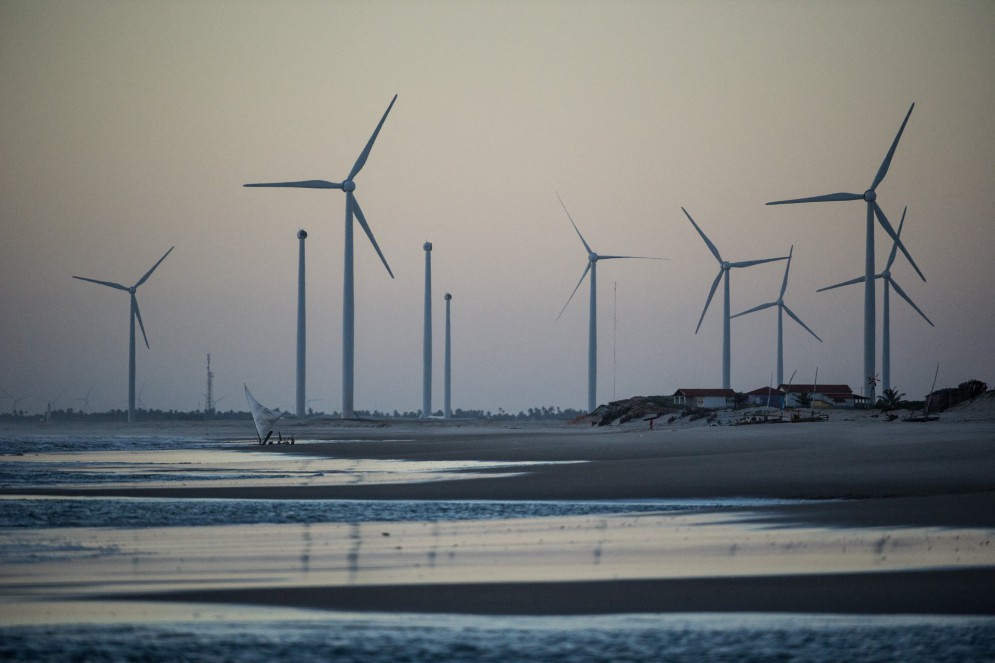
[877,387,906,411]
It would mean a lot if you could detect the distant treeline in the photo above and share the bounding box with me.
[0,405,589,424]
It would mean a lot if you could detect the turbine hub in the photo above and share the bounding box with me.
[444,293,452,301]
[128,286,137,294]
[298,229,308,240]
[722,261,731,270]
[589,253,599,262]
[342,180,356,192]
[882,269,891,279]
[864,189,876,202]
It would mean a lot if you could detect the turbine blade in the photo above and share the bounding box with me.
[681,207,723,263]
[885,206,907,271]
[556,193,594,255]
[695,269,723,334]
[730,256,788,269]
[873,202,925,282]
[133,294,150,349]
[134,246,174,288]
[783,304,823,342]
[243,180,343,189]
[597,255,665,261]
[556,262,591,322]
[72,276,128,291]
[731,301,776,319]
[778,246,794,299]
[351,194,394,279]
[348,94,398,181]
[889,278,935,327]
[870,103,914,191]
[817,275,869,292]
[766,192,863,205]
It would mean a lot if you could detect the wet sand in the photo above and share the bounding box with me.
[4,416,995,616]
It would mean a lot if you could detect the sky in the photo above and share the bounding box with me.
[1,0,993,416]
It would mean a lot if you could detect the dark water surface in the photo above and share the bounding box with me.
[2,612,993,662]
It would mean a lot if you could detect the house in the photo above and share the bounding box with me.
[673,388,736,409]
[746,386,785,409]
[778,383,857,408]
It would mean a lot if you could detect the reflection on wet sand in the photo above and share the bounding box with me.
[3,509,993,624]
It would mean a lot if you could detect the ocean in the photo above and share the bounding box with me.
[1,432,993,662]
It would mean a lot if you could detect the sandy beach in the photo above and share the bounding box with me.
[3,409,995,617]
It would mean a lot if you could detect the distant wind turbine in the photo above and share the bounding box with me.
[557,194,663,413]
[73,246,174,423]
[75,384,95,414]
[1,389,28,415]
[767,103,925,402]
[245,95,398,419]
[731,246,822,387]
[817,207,933,394]
[682,208,788,390]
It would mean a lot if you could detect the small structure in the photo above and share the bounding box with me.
[673,388,736,409]
[778,383,857,409]
[746,386,785,409]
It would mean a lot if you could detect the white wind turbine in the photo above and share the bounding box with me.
[72,246,173,423]
[731,246,822,387]
[682,208,788,390]
[245,95,397,419]
[766,103,925,403]
[557,194,662,413]
[817,207,933,394]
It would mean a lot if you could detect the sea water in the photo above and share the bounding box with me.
[3,613,994,662]
[2,433,993,661]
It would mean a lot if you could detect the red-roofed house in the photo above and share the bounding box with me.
[778,383,857,408]
[673,388,736,409]
[746,387,785,409]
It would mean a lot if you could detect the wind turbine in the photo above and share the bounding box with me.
[731,246,822,387]
[73,246,174,423]
[245,95,398,419]
[766,103,925,403]
[817,207,933,394]
[296,229,307,418]
[444,292,452,419]
[682,208,788,390]
[422,242,433,418]
[557,194,662,413]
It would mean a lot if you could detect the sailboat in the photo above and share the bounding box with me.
[244,384,286,444]
[904,363,941,423]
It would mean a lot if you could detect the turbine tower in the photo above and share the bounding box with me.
[766,103,925,403]
[73,246,174,423]
[682,208,787,390]
[731,246,822,387]
[296,229,307,418]
[422,241,432,419]
[817,207,933,394]
[245,95,398,418]
[444,292,452,419]
[557,194,662,413]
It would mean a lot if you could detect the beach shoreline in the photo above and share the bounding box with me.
[3,415,994,617]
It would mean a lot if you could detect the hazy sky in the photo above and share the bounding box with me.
[2,0,993,415]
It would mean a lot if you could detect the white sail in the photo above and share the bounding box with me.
[244,384,285,443]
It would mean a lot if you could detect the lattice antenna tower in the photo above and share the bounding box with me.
[205,353,215,415]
